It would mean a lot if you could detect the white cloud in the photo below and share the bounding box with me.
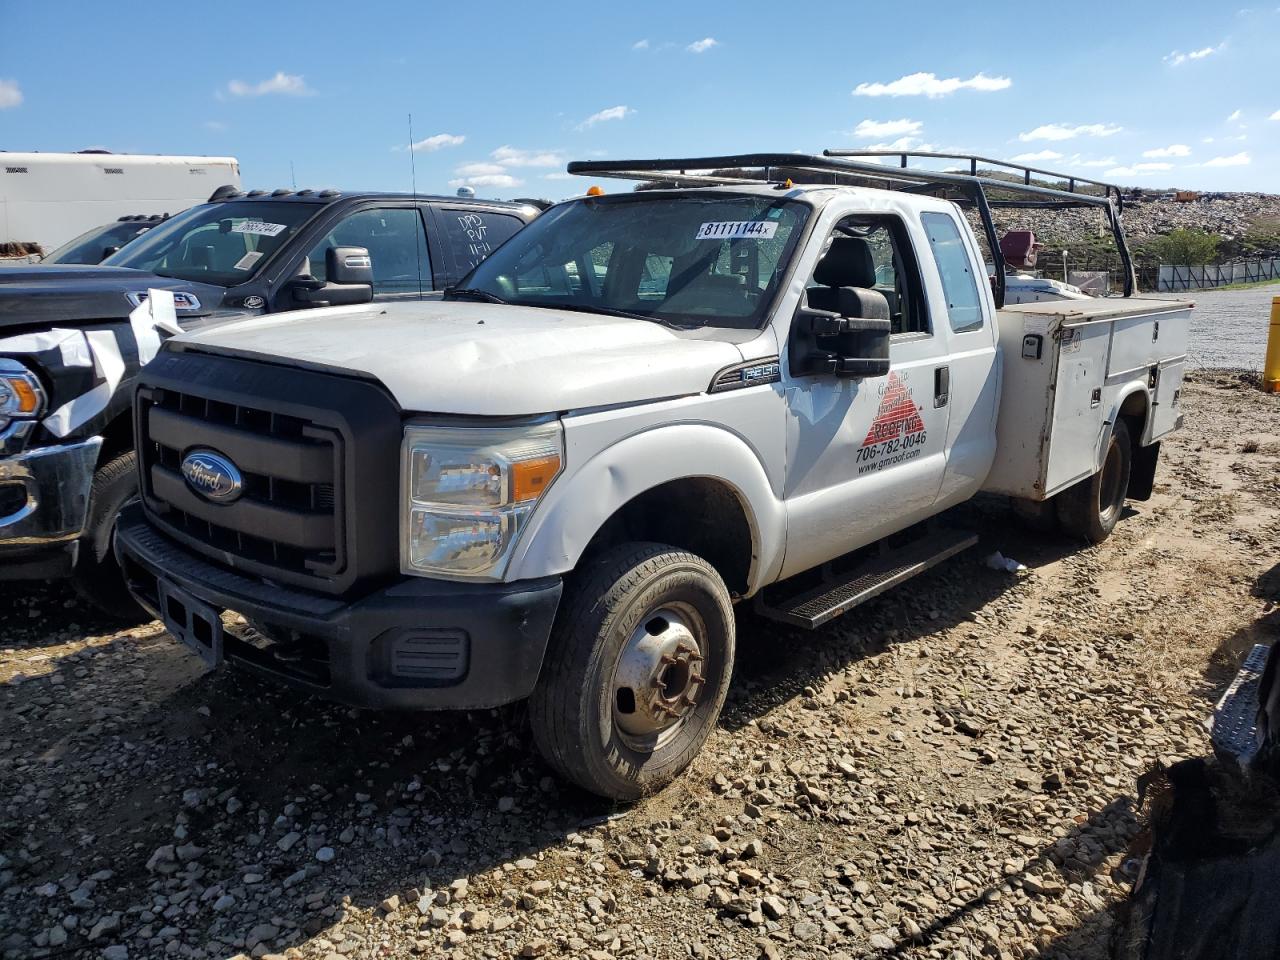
[0,79,22,109]
[203,120,227,132]
[544,172,577,180]
[403,133,465,153]
[577,105,633,130]
[1018,122,1123,142]
[632,39,649,50]
[1164,42,1226,66]
[867,136,934,152]
[1069,156,1118,167]
[1227,108,1243,122]
[491,146,565,167]
[448,173,523,189]
[687,37,718,53]
[853,118,922,138]
[1202,151,1251,167]
[1142,144,1191,158]
[454,162,506,177]
[1010,149,1064,162]
[226,72,313,97]
[1271,109,1280,121]
[853,71,1011,98]
[1104,162,1174,177]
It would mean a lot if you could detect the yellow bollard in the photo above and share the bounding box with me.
[1268,296,1280,393]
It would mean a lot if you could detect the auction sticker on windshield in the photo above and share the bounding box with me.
[696,221,778,240]
[231,220,287,237]
[233,251,264,271]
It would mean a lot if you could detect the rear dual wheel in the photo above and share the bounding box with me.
[529,542,735,800]
[1057,419,1132,544]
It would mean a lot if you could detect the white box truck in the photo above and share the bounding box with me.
[112,152,1189,799]
[0,151,240,257]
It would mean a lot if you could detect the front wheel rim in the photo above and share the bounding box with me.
[610,602,708,753]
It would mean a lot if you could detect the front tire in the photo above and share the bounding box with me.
[71,451,147,622]
[529,542,735,800]
[1057,419,1132,544]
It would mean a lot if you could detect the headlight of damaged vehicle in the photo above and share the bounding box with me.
[400,422,563,579]
[0,358,46,433]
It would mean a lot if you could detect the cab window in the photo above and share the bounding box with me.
[440,210,525,280]
[806,216,929,335]
[304,207,432,296]
[921,212,984,334]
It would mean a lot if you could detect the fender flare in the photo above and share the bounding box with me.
[506,422,785,592]
[1103,382,1151,461]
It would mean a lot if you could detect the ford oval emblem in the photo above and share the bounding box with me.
[181,450,243,503]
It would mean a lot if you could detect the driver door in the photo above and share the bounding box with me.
[779,213,952,579]
[284,205,436,308]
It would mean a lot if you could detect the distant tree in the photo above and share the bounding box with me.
[1147,228,1220,266]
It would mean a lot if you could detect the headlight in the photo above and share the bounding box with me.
[0,358,46,434]
[400,422,563,579]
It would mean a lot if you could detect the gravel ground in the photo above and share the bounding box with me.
[2,371,1278,960]
[1184,284,1279,370]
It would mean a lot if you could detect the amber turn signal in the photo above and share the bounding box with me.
[511,455,562,502]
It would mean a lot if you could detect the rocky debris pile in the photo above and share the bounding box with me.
[0,372,1277,960]
[994,192,1280,251]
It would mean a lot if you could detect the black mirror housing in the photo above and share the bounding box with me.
[788,288,891,379]
[327,246,374,286]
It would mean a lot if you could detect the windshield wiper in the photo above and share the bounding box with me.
[523,301,680,326]
[444,287,510,304]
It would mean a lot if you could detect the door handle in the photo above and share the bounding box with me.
[934,366,950,408]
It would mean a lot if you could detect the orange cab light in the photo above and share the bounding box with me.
[784,178,793,188]
[511,455,562,502]
[586,185,605,196]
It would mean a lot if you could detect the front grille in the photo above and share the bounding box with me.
[133,349,404,595]
[139,386,344,581]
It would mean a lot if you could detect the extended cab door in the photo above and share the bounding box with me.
[917,208,1000,509]
[779,209,953,580]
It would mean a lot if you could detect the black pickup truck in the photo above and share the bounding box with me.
[0,185,537,615]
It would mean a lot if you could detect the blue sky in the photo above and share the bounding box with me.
[0,0,1275,199]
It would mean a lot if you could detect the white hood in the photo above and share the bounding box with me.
[172,300,747,416]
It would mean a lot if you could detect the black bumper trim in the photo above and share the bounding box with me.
[114,504,562,710]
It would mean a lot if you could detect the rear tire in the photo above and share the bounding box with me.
[529,542,735,800]
[71,451,147,622]
[1057,419,1131,544]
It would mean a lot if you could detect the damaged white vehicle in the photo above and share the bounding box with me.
[115,153,1190,799]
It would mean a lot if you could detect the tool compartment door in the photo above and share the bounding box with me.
[1042,321,1111,496]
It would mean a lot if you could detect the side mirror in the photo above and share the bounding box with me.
[290,246,374,308]
[327,246,374,286]
[788,288,891,378]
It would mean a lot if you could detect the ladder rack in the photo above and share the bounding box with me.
[564,152,1137,301]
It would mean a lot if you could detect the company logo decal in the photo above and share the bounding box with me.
[856,372,928,475]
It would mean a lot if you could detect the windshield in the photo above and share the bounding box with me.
[44,221,158,265]
[457,193,811,329]
[104,201,319,285]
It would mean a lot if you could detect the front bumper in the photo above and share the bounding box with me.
[114,504,563,711]
[0,435,102,579]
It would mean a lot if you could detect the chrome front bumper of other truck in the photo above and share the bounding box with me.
[0,434,102,568]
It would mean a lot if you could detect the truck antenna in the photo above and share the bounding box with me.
[290,160,296,190]
[408,112,424,299]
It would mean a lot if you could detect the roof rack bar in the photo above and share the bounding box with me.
[823,150,1126,205]
[567,153,1120,210]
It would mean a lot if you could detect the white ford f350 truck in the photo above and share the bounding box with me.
[114,153,1189,799]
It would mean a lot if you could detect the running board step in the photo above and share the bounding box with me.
[755,529,979,630]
